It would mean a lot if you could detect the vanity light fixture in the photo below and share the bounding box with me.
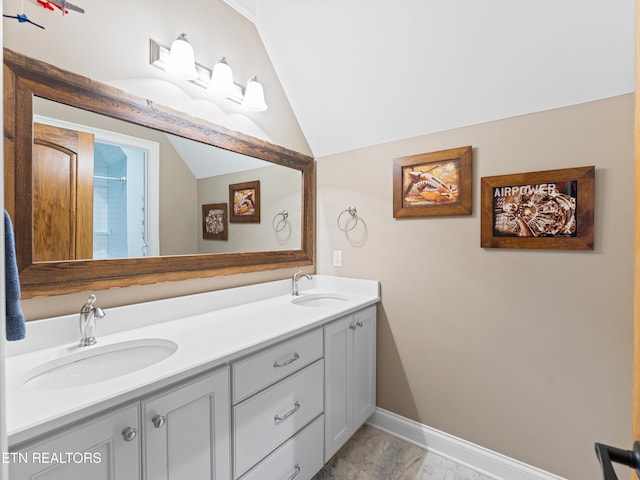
[165,33,198,81]
[241,76,267,112]
[149,38,267,112]
[208,57,236,98]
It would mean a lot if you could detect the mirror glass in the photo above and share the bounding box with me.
[4,48,314,298]
[33,97,302,261]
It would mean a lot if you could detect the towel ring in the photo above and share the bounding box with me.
[337,206,359,232]
[272,210,289,232]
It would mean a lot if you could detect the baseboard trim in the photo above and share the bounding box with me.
[366,408,567,480]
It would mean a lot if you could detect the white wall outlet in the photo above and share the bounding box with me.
[332,250,343,267]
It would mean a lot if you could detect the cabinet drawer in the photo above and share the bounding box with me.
[240,414,324,480]
[232,328,323,403]
[233,359,324,478]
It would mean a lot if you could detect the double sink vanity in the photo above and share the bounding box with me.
[5,275,380,480]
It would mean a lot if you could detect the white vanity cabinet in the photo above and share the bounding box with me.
[142,368,231,480]
[9,403,141,480]
[324,305,377,461]
[6,277,381,480]
[9,367,230,480]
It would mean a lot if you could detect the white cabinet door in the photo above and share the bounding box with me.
[324,315,353,461]
[324,305,377,462]
[10,403,141,480]
[142,368,231,480]
[353,306,377,428]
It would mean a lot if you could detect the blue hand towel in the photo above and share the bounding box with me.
[5,210,25,341]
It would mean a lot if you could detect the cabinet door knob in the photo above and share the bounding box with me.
[287,464,301,480]
[349,323,357,331]
[121,426,137,442]
[152,414,166,428]
[356,321,364,328]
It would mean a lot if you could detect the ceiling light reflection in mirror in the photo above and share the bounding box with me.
[33,97,303,262]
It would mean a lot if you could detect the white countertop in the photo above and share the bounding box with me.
[5,275,380,446]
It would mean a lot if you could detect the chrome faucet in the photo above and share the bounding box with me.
[292,271,312,296]
[79,294,106,347]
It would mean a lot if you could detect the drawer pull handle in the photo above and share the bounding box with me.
[287,464,301,480]
[274,401,300,423]
[152,414,166,428]
[121,426,137,442]
[273,352,300,368]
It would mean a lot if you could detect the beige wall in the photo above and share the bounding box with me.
[158,141,199,256]
[316,94,634,480]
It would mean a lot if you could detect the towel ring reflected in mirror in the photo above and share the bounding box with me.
[273,210,293,245]
[272,210,289,232]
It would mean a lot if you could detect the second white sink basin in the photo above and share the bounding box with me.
[22,338,178,390]
[291,293,348,307]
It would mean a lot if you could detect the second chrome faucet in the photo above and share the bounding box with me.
[291,271,312,296]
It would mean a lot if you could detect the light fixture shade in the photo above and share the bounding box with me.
[241,76,267,112]
[166,33,198,80]
[208,57,236,97]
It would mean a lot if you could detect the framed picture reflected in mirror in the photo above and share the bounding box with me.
[229,180,260,223]
[202,203,228,240]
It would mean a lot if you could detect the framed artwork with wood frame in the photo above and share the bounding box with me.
[393,145,472,218]
[229,180,260,223]
[202,203,228,241]
[480,166,594,250]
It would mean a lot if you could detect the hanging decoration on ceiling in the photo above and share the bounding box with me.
[3,11,45,28]
[37,0,84,15]
[3,0,84,29]
[3,0,45,28]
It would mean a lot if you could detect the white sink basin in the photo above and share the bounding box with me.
[291,293,348,307]
[22,338,178,390]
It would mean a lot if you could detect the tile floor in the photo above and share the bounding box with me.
[312,425,496,480]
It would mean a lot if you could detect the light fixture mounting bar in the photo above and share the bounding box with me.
[149,38,245,104]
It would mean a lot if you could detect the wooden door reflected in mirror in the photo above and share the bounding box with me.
[33,123,94,261]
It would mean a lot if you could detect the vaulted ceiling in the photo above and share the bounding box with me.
[224,1,634,158]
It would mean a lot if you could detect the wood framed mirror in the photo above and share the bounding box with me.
[4,49,315,298]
